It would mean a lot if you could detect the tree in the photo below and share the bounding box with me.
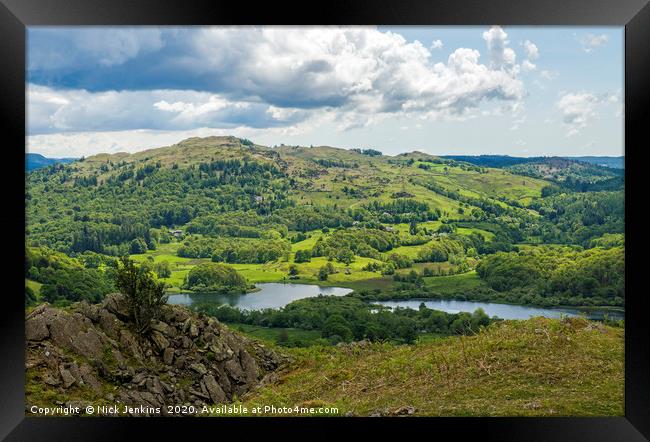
[318,266,329,281]
[409,220,418,235]
[115,256,168,333]
[129,237,148,254]
[336,248,354,265]
[294,249,311,263]
[183,262,248,293]
[288,265,299,276]
[25,285,37,307]
[154,261,172,278]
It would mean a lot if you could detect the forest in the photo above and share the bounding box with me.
[25,136,625,342]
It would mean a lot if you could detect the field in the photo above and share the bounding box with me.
[422,271,484,293]
[226,323,323,346]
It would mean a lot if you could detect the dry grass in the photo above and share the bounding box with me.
[239,317,624,416]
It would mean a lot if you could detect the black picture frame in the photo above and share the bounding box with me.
[2,0,648,439]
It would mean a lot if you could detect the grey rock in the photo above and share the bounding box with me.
[43,373,61,386]
[189,363,207,375]
[59,365,76,388]
[189,322,199,338]
[150,331,169,352]
[163,347,174,365]
[25,315,50,341]
[203,374,227,403]
[101,293,131,321]
[151,320,175,337]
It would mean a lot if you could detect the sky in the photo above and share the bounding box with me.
[26,26,624,158]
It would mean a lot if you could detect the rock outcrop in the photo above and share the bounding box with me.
[25,294,288,416]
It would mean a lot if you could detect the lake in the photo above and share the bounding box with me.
[167,283,624,321]
[374,299,624,321]
[167,282,353,310]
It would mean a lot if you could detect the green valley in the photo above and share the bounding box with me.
[24,136,625,417]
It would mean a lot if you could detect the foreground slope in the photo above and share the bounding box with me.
[26,295,287,415]
[241,317,623,416]
[25,298,623,417]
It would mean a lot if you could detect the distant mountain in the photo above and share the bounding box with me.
[26,153,77,171]
[441,155,537,168]
[564,156,624,169]
[442,155,624,169]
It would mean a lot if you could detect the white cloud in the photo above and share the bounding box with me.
[28,26,527,135]
[539,70,559,80]
[482,26,517,71]
[430,39,443,50]
[29,28,164,70]
[580,34,608,53]
[521,60,536,72]
[557,91,620,137]
[27,84,308,134]
[522,40,539,60]
[27,124,321,158]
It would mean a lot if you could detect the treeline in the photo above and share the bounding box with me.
[351,148,382,156]
[363,199,441,223]
[181,262,249,293]
[25,247,115,305]
[476,246,624,306]
[185,211,288,239]
[177,237,291,263]
[314,158,359,168]
[311,228,401,261]
[528,191,624,246]
[415,233,515,263]
[26,157,291,254]
[194,295,494,345]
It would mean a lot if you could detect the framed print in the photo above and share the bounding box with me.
[1,0,648,439]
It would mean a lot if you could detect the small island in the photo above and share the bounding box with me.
[181,262,253,294]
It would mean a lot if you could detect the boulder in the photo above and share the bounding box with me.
[25,315,49,341]
[102,293,131,321]
[151,320,175,338]
[203,374,227,403]
[150,331,169,352]
[98,310,121,338]
[59,365,76,388]
[163,347,175,366]
[189,363,207,376]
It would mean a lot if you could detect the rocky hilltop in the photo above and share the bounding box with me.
[25,294,288,416]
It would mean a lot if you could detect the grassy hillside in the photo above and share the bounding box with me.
[29,136,547,222]
[239,316,623,416]
[25,136,624,307]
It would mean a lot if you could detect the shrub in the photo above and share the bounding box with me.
[115,256,168,333]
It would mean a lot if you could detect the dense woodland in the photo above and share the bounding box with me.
[195,295,494,345]
[26,137,625,341]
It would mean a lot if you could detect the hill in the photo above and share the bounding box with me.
[25,136,624,306]
[26,153,77,171]
[565,156,624,169]
[240,316,623,416]
[442,155,624,170]
[442,155,538,168]
[25,135,548,255]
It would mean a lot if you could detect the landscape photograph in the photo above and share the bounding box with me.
[25,25,625,417]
